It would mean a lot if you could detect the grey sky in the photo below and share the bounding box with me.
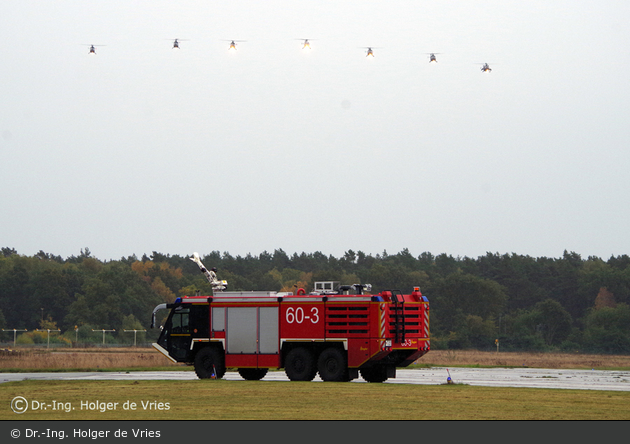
[1,1,629,261]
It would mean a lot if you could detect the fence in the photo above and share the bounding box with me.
[0,342,154,349]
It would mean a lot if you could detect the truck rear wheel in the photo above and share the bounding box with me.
[238,368,268,381]
[317,347,349,382]
[284,347,317,381]
[194,346,225,379]
[360,366,389,383]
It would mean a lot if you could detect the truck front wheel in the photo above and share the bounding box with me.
[284,347,317,381]
[194,346,226,379]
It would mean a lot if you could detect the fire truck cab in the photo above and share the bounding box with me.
[151,281,429,383]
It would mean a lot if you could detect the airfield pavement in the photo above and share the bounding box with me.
[2,367,629,391]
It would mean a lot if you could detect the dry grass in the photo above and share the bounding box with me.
[2,347,629,371]
[417,350,630,370]
[0,347,183,371]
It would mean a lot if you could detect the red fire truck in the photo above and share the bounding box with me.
[151,280,430,383]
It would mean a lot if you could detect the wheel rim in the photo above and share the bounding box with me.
[324,358,338,374]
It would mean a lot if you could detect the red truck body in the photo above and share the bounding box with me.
[152,282,429,382]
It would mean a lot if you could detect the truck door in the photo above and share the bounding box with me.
[157,306,192,361]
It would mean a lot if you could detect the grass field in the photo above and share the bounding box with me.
[3,348,629,420]
[3,379,630,420]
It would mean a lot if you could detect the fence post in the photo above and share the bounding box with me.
[35,329,61,348]
[92,329,116,345]
[2,329,28,348]
[123,329,146,347]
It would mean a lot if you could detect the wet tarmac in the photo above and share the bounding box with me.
[2,367,629,391]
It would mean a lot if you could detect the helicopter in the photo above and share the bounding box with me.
[170,39,190,49]
[297,39,313,49]
[223,40,246,50]
[427,53,441,63]
[83,44,105,54]
[362,47,381,57]
[480,63,492,72]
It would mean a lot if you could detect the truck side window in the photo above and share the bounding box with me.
[172,309,190,334]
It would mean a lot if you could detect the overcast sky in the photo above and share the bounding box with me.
[1,1,629,262]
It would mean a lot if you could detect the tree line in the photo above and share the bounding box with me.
[1,246,629,353]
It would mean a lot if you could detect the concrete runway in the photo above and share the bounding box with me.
[2,367,630,391]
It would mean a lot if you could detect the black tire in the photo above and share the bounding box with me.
[360,366,389,383]
[284,347,317,381]
[238,368,268,381]
[194,346,225,379]
[317,347,349,382]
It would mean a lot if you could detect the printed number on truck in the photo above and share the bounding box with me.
[286,307,320,324]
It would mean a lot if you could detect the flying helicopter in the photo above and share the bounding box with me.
[480,63,492,72]
[427,53,441,63]
[82,44,105,54]
[296,39,314,49]
[222,40,246,50]
[170,39,190,49]
[361,47,382,57]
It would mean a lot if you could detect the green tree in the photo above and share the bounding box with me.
[430,272,508,337]
[507,299,573,349]
[64,294,90,328]
[582,304,630,353]
[1,260,39,329]
[450,314,497,349]
[32,266,74,330]
[531,299,573,346]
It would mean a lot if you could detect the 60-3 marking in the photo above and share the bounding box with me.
[285,306,319,324]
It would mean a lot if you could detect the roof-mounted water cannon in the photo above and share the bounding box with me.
[353,283,372,294]
[190,252,228,292]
